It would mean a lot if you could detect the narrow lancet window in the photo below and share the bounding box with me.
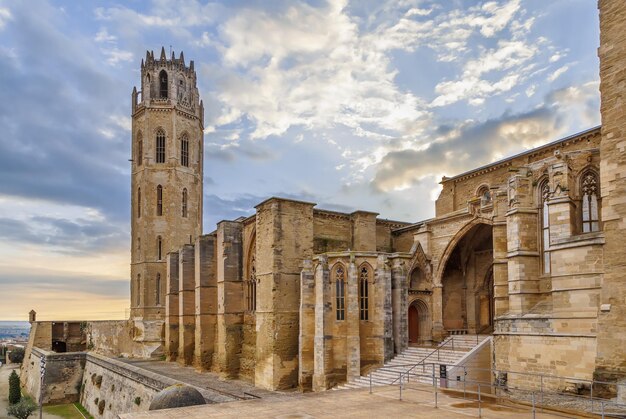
[182,188,188,218]
[136,274,141,307]
[541,181,550,274]
[181,135,189,167]
[155,273,161,306]
[157,236,162,261]
[137,188,141,218]
[335,265,345,321]
[359,266,369,321]
[156,129,166,163]
[137,132,143,166]
[159,70,168,98]
[157,185,163,216]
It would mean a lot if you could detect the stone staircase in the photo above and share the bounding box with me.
[334,335,490,390]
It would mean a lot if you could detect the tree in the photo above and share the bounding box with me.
[8,370,21,405]
[6,397,37,419]
[8,348,25,364]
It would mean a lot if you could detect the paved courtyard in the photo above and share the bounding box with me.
[120,383,584,418]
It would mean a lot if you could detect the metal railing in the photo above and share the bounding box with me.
[367,362,626,418]
[388,336,460,385]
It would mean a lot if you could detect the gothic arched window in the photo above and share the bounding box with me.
[156,185,163,216]
[182,188,188,218]
[137,132,143,166]
[477,185,491,205]
[540,180,550,274]
[159,70,168,99]
[155,273,161,306]
[335,264,346,321]
[181,134,189,167]
[157,236,162,261]
[137,188,141,218]
[581,171,600,233]
[155,129,166,163]
[359,266,369,321]
[246,256,257,312]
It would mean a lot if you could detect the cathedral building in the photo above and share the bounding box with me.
[125,0,626,396]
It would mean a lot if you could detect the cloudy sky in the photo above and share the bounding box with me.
[0,0,600,320]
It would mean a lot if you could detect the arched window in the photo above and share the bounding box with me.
[540,180,550,274]
[137,187,141,218]
[335,264,346,321]
[581,171,600,233]
[156,185,163,216]
[137,132,143,166]
[477,185,491,205]
[159,70,168,99]
[157,236,162,261]
[155,129,165,163]
[180,134,189,167]
[359,266,369,321]
[136,274,141,307]
[155,273,161,306]
[182,188,188,218]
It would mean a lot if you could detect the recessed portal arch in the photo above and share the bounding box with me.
[408,299,430,344]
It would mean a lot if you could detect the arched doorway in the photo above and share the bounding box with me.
[408,299,430,345]
[440,222,494,335]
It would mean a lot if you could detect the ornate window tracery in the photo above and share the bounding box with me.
[581,171,600,232]
[181,134,189,167]
[359,266,369,321]
[246,256,257,312]
[335,264,346,321]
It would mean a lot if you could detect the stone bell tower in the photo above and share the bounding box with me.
[129,47,204,355]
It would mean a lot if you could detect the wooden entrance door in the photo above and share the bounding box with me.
[408,304,419,343]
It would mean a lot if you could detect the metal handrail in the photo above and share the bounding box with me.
[388,336,457,385]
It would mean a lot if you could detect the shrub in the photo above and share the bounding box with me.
[8,348,25,364]
[8,370,21,405]
[6,397,37,419]
[134,397,141,406]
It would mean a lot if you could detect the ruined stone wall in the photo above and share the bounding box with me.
[595,0,626,385]
[87,321,135,358]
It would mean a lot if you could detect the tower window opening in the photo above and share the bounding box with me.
[335,265,345,321]
[359,266,369,321]
[136,274,141,307]
[581,171,600,232]
[156,129,166,163]
[157,185,163,216]
[137,132,143,166]
[157,236,162,261]
[155,273,161,306]
[159,70,168,98]
[246,257,257,312]
[181,135,189,167]
[182,188,188,218]
[137,187,141,218]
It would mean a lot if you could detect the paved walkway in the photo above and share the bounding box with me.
[120,382,583,418]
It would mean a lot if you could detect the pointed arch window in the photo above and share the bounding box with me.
[540,180,550,274]
[157,236,162,261]
[182,188,188,218]
[157,185,163,216]
[246,256,257,312]
[137,132,143,166]
[359,266,369,321]
[155,273,161,306]
[155,129,166,163]
[159,70,168,99]
[581,171,600,233]
[181,134,189,167]
[136,274,141,307]
[335,264,346,321]
[137,187,141,218]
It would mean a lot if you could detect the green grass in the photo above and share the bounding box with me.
[43,403,93,419]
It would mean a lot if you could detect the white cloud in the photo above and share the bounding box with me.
[94,28,116,43]
[0,7,12,29]
[102,47,133,66]
[548,64,569,82]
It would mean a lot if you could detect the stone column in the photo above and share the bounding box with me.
[548,161,576,240]
[492,190,509,317]
[377,255,394,361]
[299,259,315,391]
[215,221,243,379]
[178,244,196,365]
[431,285,444,341]
[391,258,407,354]
[595,0,626,386]
[506,173,540,314]
[313,256,333,391]
[346,259,361,381]
[194,234,217,370]
[165,251,179,361]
